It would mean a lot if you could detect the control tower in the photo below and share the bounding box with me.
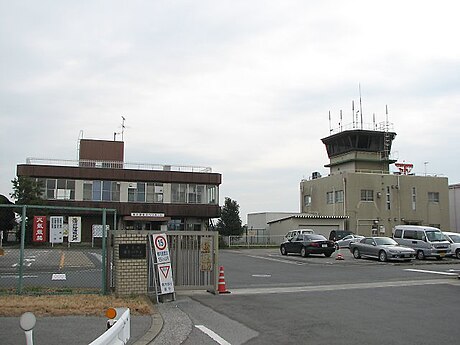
[321,125,396,175]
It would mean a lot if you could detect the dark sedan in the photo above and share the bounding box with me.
[280,234,336,257]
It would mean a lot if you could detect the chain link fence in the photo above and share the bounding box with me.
[0,204,114,295]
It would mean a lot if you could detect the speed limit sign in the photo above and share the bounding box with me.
[152,234,170,263]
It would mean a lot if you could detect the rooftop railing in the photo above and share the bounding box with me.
[25,158,213,173]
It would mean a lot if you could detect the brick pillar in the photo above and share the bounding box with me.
[113,233,148,296]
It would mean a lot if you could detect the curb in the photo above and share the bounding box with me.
[133,296,164,345]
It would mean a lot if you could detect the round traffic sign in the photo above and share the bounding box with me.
[155,235,167,251]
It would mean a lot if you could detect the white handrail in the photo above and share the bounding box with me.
[89,308,131,345]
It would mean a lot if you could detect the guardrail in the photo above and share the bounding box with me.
[19,308,130,345]
[89,308,130,345]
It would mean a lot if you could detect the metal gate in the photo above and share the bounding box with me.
[148,231,219,294]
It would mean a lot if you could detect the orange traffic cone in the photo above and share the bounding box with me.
[218,266,231,294]
[336,248,344,260]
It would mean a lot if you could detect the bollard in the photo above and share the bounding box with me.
[20,312,36,345]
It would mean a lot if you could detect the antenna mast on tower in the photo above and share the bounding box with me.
[114,116,127,141]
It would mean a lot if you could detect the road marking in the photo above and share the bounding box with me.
[404,269,458,276]
[0,275,38,279]
[52,273,67,280]
[59,251,65,269]
[252,274,272,277]
[245,255,305,265]
[226,279,459,295]
[195,325,231,345]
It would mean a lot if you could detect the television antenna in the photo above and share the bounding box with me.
[114,116,127,141]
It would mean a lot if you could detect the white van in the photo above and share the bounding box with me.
[393,225,451,260]
[285,229,315,241]
[442,232,460,259]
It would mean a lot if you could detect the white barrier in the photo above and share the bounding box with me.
[89,308,131,345]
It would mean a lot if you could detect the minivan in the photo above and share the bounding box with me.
[393,225,451,260]
[442,231,460,259]
[285,229,315,241]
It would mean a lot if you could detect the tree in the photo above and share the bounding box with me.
[10,176,43,205]
[10,176,44,244]
[0,195,16,242]
[216,197,243,236]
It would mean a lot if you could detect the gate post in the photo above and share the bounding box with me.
[18,205,27,294]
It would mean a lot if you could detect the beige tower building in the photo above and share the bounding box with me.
[300,125,449,236]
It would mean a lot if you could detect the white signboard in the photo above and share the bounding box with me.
[152,233,175,294]
[131,212,165,218]
[50,216,64,244]
[157,263,174,294]
[92,224,109,238]
[68,216,81,243]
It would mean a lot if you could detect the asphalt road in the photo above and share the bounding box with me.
[176,248,460,345]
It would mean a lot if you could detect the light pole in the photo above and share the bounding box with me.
[424,161,429,176]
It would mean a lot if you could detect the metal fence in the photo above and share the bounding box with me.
[226,235,286,247]
[0,204,114,295]
[148,231,219,294]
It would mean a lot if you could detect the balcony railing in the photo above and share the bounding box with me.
[25,158,213,173]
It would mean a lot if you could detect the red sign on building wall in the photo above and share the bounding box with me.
[33,216,47,242]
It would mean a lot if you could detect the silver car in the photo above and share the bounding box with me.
[335,234,364,248]
[350,237,416,262]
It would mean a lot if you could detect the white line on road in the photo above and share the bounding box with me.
[245,255,305,265]
[226,279,459,295]
[404,269,458,276]
[195,325,232,345]
[0,275,38,279]
[252,274,272,277]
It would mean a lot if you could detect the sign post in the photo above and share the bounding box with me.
[150,233,175,303]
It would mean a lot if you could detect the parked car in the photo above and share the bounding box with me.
[349,237,416,262]
[442,232,460,259]
[329,230,353,242]
[280,234,336,257]
[284,229,315,241]
[335,234,365,248]
[393,225,451,260]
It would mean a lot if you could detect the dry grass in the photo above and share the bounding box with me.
[0,294,154,317]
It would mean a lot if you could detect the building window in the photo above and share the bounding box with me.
[386,186,391,210]
[128,182,146,202]
[42,179,75,200]
[326,192,334,204]
[428,192,439,203]
[360,189,374,201]
[304,195,311,206]
[335,190,344,203]
[83,181,92,200]
[207,185,218,204]
[171,184,186,203]
[412,187,416,210]
[197,185,205,204]
[146,183,163,203]
[84,180,119,201]
[168,218,184,230]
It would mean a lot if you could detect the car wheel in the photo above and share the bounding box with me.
[300,247,308,257]
[416,250,425,260]
[280,245,287,256]
[456,249,460,260]
[378,250,387,262]
[353,248,361,259]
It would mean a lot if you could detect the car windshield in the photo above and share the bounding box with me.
[447,234,460,243]
[374,238,398,246]
[305,234,327,241]
[426,231,445,242]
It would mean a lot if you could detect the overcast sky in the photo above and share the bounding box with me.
[1,0,459,223]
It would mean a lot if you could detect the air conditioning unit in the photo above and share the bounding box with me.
[128,182,137,189]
